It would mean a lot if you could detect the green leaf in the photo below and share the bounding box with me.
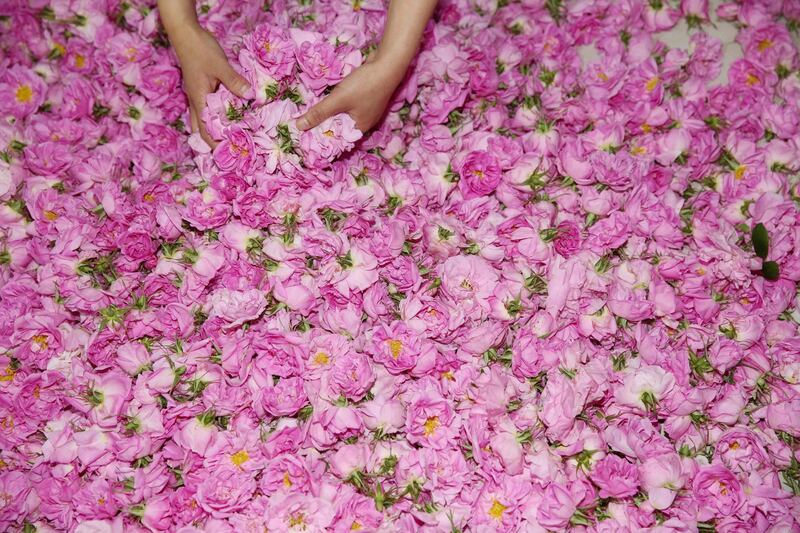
[762,261,780,281]
[752,223,769,259]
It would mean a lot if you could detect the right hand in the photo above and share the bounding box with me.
[171,27,253,147]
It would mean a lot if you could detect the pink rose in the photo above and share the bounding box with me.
[196,467,256,518]
[119,231,156,261]
[709,338,744,373]
[142,495,172,531]
[244,25,296,79]
[553,221,581,257]
[591,455,640,498]
[458,151,502,199]
[260,377,308,417]
[404,390,460,449]
[213,127,257,173]
[422,81,468,124]
[330,352,375,401]
[369,321,437,376]
[295,41,352,94]
[208,288,267,328]
[640,452,686,510]
[297,113,362,169]
[234,189,275,228]
[692,465,744,520]
[536,483,578,529]
[0,65,47,119]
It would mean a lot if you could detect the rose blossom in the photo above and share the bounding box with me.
[196,467,256,518]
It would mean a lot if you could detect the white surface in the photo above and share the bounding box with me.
[577,0,744,86]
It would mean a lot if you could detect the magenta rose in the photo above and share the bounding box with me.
[196,467,256,518]
[120,231,156,261]
[591,455,640,498]
[210,172,249,201]
[458,150,502,199]
[553,221,581,257]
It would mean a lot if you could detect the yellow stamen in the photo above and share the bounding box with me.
[729,441,739,450]
[746,73,760,86]
[0,367,14,382]
[641,123,652,133]
[734,165,746,180]
[387,339,403,359]
[230,450,249,467]
[98,498,105,505]
[143,193,155,202]
[32,334,49,350]
[488,499,507,520]
[631,145,646,156]
[313,351,330,365]
[15,85,33,104]
[757,39,772,52]
[441,371,455,381]
[323,130,335,138]
[53,43,66,57]
[283,472,292,488]
[423,416,439,436]
[597,71,609,82]
[74,54,86,68]
[696,267,706,275]
[645,76,659,92]
[288,513,306,527]
[44,210,58,221]
[351,521,362,531]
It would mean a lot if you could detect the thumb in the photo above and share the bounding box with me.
[296,95,342,131]
[218,64,254,100]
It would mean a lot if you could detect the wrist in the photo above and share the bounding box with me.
[169,23,205,55]
[372,52,411,85]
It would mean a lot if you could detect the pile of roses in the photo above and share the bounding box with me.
[1,0,800,531]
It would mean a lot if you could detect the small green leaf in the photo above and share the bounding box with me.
[752,223,769,259]
[762,261,780,281]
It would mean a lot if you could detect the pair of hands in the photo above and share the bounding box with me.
[175,27,405,146]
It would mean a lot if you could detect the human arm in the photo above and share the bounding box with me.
[296,0,437,133]
[157,0,253,146]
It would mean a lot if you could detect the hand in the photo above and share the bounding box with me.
[171,26,253,146]
[295,56,406,133]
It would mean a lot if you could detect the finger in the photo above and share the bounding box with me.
[296,94,345,131]
[189,107,199,134]
[189,96,217,148]
[217,63,254,100]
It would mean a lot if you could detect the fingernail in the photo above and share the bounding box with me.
[296,117,309,131]
[242,84,255,100]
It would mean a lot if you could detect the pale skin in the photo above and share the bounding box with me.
[157,0,437,147]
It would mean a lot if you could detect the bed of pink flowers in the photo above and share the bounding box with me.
[2,0,800,531]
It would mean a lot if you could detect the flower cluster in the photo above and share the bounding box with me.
[1,0,800,532]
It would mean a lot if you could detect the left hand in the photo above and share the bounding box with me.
[295,56,407,133]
